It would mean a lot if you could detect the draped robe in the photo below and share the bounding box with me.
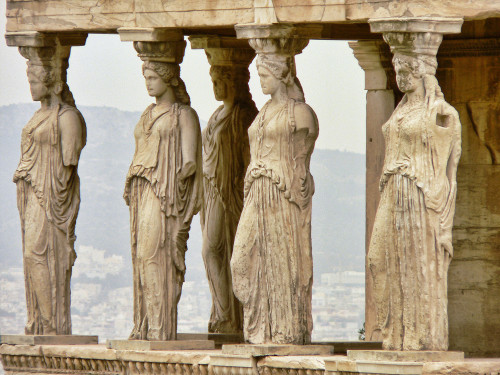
[231,99,317,344]
[14,105,86,335]
[201,103,257,333]
[124,103,202,341]
[368,96,461,350]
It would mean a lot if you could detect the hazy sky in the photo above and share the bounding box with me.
[0,7,367,153]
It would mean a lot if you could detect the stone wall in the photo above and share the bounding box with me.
[437,39,500,358]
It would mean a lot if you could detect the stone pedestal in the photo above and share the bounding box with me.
[315,341,383,354]
[347,350,464,362]
[0,335,98,346]
[325,350,465,375]
[222,344,334,356]
[177,333,244,347]
[107,339,215,351]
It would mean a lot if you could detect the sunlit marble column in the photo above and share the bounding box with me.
[118,28,203,341]
[190,36,257,334]
[349,39,397,342]
[230,24,321,345]
[367,17,463,351]
[5,32,87,336]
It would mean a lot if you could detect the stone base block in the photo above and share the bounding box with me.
[347,350,465,362]
[210,353,256,375]
[177,333,243,347]
[106,339,215,351]
[326,357,425,375]
[222,344,334,356]
[0,334,98,345]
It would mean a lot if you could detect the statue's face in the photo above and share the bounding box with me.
[258,66,281,96]
[28,73,50,102]
[143,68,169,98]
[212,77,228,102]
[395,64,420,94]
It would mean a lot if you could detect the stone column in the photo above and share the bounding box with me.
[118,28,204,342]
[367,17,463,351]
[349,40,396,342]
[231,23,321,346]
[189,36,257,334]
[4,31,87,336]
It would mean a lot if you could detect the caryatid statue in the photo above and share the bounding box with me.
[368,18,463,351]
[191,36,258,334]
[13,41,87,335]
[230,27,319,345]
[123,36,203,341]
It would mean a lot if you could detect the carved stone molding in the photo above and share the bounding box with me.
[369,17,463,58]
[5,31,87,48]
[438,38,500,57]
[235,23,322,57]
[189,36,255,68]
[349,40,393,91]
[118,27,186,63]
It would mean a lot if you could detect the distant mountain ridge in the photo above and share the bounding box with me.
[0,104,365,287]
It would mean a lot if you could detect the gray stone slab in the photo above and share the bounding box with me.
[177,333,243,346]
[0,335,98,346]
[107,339,215,351]
[312,341,383,354]
[347,350,465,362]
[222,344,334,356]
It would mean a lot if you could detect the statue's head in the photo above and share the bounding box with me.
[393,53,437,94]
[256,54,304,102]
[142,61,190,105]
[27,63,75,106]
[209,65,252,104]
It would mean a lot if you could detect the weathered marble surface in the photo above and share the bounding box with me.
[123,36,203,341]
[1,345,498,375]
[231,25,318,345]
[13,37,87,336]
[5,0,500,32]
[368,18,462,351]
[0,335,97,346]
[192,37,257,335]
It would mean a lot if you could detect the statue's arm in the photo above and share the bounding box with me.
[59,109,85,167]
[179,107,200,180]
[294,103,319,139]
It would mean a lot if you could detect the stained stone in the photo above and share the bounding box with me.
[222,344,334,356]
[106,340,215,351]
[0,335,98,346]
[312,341,383,354]
[177,333,244,346]
[347,350,465,362]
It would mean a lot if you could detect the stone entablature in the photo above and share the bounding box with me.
[5,0,500,34]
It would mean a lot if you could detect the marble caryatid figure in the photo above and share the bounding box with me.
[368,31,462,350]
[201,48,258,334]
[14,46,86,335]
[231,37,319,344]
[124,41,202,341]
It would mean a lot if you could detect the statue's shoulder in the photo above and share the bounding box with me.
[58,105,86,129]
[291,100,318,136]
[178,104,199,121]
